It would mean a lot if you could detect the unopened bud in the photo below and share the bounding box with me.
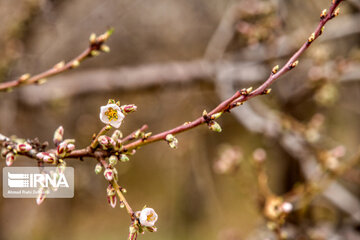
[54,61,65,70]
[107,194,117,208]
[43,153,56,164]
[98,135,116,149]
[320,26,325,34]
[208,121,222,132]
[333,7,340,17]
[109,155,118,167]
[120,154,130,162]
[16,143,32,152]
[263,88,272,94]
[272,65,279,74]
[104,168,114,181]
[168,138,178,149]
[320,9,327,19]
[165,134,175,142]
[289,60,299,69]
[71,60,80,68]
[36,188,46,205]
[111,130,123,141]
[90,50,100,57]
[19,73,31,83]
[6,152,15,166]
[308,32,315,43]
[143,132,152,139]
[53,126,64,146]
[95,163,103,174]
[89,33,96,43]
[36,78,47,85]
[101,45,110,53]
[202,110,208,117]
[121,104,137,114]
[211,112,223,120]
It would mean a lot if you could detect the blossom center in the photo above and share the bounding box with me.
[105,107,118,122]
[147,213,155,222]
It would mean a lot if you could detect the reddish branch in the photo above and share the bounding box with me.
[117,0,344,153]
[0,1,344,161]
[0,0,346,231]
[0,30,113,92]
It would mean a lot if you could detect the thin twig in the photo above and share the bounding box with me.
[0,30,113,92]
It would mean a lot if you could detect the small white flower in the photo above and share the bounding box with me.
[99,104,125,128]
[139,208,158,227]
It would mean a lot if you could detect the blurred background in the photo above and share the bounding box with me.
[0,0,360,239]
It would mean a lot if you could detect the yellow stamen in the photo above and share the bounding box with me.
[105,107,118,122]
[147,213,155,222]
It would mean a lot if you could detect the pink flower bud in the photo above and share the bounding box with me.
[36,188,46,205]
[6,152,15,166]
[98,135,116,149]
[16,143,32,152]
[121,104,137,114]
[40,152,56,164]
[104,168,114,181]
[107,195,117,208]
[66,143,75,152]
[53,126,64,146]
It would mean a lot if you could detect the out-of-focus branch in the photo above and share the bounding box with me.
[0,29,113,92]
[19,12,360,106]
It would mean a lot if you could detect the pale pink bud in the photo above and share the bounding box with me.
[104,168,114,181]
[121,104,137,114]
[6,152,15,166]
[36,188,46,205]
[53,126,64,146]
[16,143,32,152]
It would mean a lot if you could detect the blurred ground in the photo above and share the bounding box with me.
[0,0,360,240]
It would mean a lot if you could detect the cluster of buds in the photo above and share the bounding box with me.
[98,135,117,150]
[56,140,75,158]
[240,87,253,95]
[129,207,158,239]
[89,29,113,56]
[165,134,178,149]
[1,141,34,166]
[202,110,222,133]
[36,152,57,164]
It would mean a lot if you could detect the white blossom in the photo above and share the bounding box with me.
[139,208,158,227]
[99,104,125,128]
